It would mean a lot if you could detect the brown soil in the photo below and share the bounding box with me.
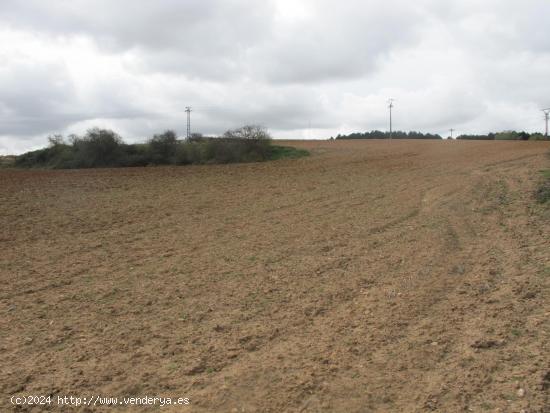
[1,140,549,412]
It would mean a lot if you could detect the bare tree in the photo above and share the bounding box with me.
[223,125,271,141]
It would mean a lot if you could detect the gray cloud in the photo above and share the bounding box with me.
[1,0,550,154]
[0,60,78,135]
[0,1,274,50]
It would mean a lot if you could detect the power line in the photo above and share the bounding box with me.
[185,106,192,139]
[388,98,395,139]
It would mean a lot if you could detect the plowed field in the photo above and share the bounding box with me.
[1,140,549,412]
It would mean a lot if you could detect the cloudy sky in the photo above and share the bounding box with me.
[1,0,550,154]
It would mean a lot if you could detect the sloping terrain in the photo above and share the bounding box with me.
[1,140,549,412]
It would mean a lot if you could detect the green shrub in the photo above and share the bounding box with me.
[120,144,151,167]
[13,125,308,169]
[529,133,548,141]
[71,128,124,167]
[174,141,198,164]
[15,147,52,168]
[15,135,73,168]
[148,130,178,164]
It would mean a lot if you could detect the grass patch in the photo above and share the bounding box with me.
[269,145,309,160]
[480,402,494,410]
[510,328,522,337]
[536,170,550,203]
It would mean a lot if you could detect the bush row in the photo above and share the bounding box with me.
[15,126,275,169]
[334,131,442,140]
[457,131,549,140]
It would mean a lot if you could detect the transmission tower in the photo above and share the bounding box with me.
[185,106,192,139]
[543,108,550,137]
[388,98,395,139]
[449,128,455,139]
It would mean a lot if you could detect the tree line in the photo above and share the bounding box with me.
[14,125,307,169]
[334,131,443,140]
[333,130,549,140]
[456,131,548,140]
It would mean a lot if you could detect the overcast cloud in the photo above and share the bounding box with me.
[1,0,550,154]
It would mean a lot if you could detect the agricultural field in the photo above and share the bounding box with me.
[1,139,549,412]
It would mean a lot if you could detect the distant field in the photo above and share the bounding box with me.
[1,140,549,412]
